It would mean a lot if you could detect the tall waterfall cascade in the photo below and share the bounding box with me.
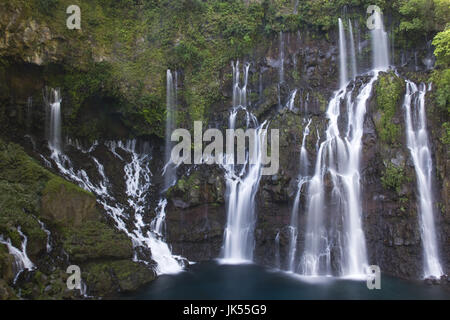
[403,81,443,278]
[42,90,183,275]
[0,227,35,283]
[48,88,62,153]
[338,18,348,87]
[348,19,357,79]
[221,61,267,263]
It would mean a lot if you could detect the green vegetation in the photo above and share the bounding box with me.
[84,259,155,297]
[375,73,405,144]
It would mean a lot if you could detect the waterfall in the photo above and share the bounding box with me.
[164,70,177,190]
[371,11,390,70]
[45,138,183,274]
[0,227,35,283]
[232,61,250,108]
[145,198,183,274]
[287,119,311,272]
[48,88,62,153]
[338,18,348,88]
[299,14,391,277]
[279,31,285,84]
[403,81,443,278]
[222,109,267,262]
[26,97,33,129]
[221,61,266,262]
[301,73,378,277]
[348,19,357,79]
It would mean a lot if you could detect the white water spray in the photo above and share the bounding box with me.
[299,15,390,276]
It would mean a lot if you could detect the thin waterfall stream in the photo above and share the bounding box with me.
[403,81,443,278]
[300,12,390,277]
[43,89,183,275]
[287,119,311,272]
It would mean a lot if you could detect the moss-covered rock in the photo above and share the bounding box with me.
[0,245,15,284]
[0,279,17,300]
[168,169,225,208]
[0,139,155,298]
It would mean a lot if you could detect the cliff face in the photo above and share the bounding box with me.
[0,0,449,299]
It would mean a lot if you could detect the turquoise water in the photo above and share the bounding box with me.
[128,261,450,300]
